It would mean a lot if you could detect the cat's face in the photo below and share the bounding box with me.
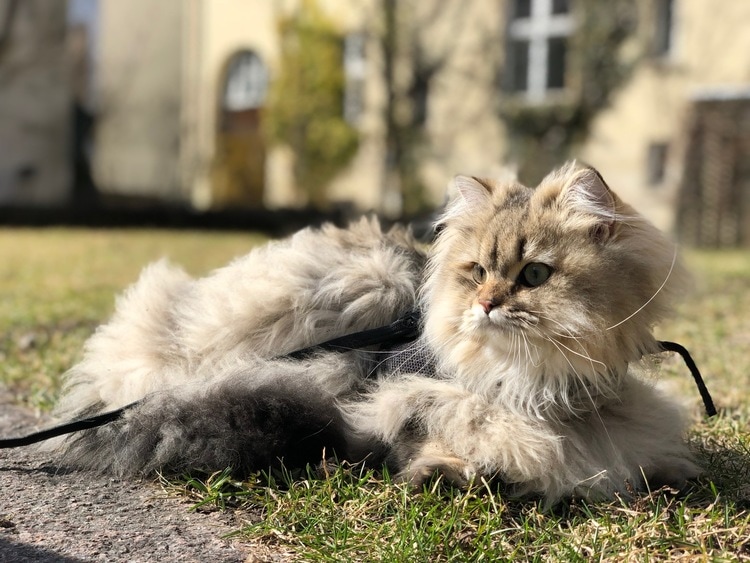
[422,163,685,394]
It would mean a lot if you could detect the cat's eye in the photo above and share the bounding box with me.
[518,262,552,287]
[471,263,487,284]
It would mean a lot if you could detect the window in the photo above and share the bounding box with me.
[653,0,674,57]
[506,0,574,102]
[546,36,567,89]
[508,39,530,92]
[223,51,268,111]
[551,0,569,15]
[646,142,669,187]
[513,0,532,19]
[343,32,366,125]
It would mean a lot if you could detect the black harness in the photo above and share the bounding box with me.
[286,311,422,359]
[0,311,716,449]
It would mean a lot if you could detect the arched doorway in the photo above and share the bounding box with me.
[212,50,269,208]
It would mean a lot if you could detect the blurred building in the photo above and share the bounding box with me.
[580,0,750,243]
[0,0,71,205]
[0,0,748,243]
[89,0,421,213]
[84,0,561,213]
[87,0,375,210]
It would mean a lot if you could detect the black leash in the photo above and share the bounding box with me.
[0,311,424,450]
[0,402,139,448]
[286,311,421,359]
[0,312,716,449]
[658,340,717,417]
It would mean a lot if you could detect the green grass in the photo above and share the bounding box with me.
[0,228,265,408]
[1,229,749,560]
[165,461,750,561]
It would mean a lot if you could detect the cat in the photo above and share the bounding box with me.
[50,162,701,505]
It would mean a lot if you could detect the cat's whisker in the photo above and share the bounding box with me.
[506,332,516,379]
[540,336,618,456]
[515,332,523,369]
[515,334,525,378]
[525,331,592,378]
[515,333,528,375]
[526,312,607,378]
[546,336,606,371]
[528,310,592,342]
[605,246,677,331]
[520,332,542,368]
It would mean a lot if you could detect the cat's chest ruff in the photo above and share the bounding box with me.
[442,339,627,418]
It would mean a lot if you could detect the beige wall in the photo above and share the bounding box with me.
[318,0,388,212]
[0,0,70,205]
[420,0,507,204]
[93,0,183,199]
[580,0,750,231]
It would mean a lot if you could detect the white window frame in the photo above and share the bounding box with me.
[224,51,268,111]
[507,0,574,103]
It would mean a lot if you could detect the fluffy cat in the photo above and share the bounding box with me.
[50,163,701,504]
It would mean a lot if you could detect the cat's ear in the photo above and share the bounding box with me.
[560,166,617,243]
[452,175,493,212]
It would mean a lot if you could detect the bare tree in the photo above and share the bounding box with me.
[377,0,484,215]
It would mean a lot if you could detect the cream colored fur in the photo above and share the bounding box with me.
[55,218,424,414]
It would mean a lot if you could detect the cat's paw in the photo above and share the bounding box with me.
[395,441,476,488]
[644,456,703,491]
[396,454,476,488]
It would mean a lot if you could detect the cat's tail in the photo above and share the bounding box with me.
[53,354,372,476]
[55,259,195,419]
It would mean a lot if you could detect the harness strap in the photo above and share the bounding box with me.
[286,310,421,359]
[0,312,716,449]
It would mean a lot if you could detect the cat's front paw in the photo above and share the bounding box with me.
[396,455,476,488]
[395,442,476,488]
[644,456,703,491]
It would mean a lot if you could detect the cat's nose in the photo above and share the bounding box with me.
[478,299,495,314]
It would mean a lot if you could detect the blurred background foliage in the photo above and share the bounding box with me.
[265,0,359,208]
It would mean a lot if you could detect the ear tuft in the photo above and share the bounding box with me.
[561,166,617,242]
[453,175,493,212]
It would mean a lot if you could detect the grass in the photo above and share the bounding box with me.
[0,227,266,409]
[164,461,750,561]
[1,228,749,560]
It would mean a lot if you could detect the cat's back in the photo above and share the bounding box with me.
[177,216,427,360]
[56,217,426,416]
